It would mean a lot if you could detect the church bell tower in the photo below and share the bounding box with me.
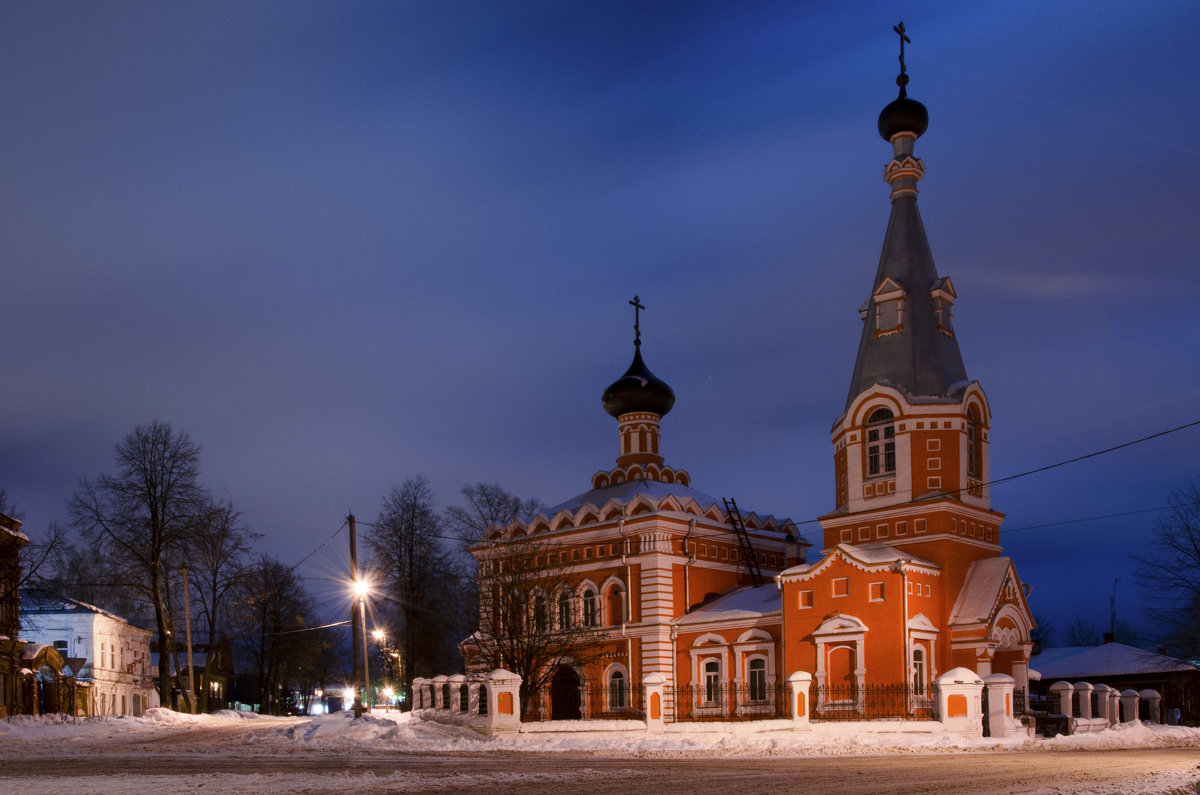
[819,25,1005,569]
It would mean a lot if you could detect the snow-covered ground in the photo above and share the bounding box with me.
[4,707,1197,755]
[1,709,1198,793]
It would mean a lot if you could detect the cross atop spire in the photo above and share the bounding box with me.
[629,295,645,347]
[893,22,911,76]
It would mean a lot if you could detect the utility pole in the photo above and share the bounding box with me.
[349,513,363,717]
[1110,577,1119,639]
[182,564,196,714]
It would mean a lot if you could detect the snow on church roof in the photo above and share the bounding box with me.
[947,557,1016,626]
[778,542,938,578]
[1032,643,1200,680]
[674,584,780,625]
[543,479,725,517]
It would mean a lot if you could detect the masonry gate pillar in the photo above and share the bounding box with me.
[983,673,1020,737]
[448,674,466,714]
[412,677,427,710]
[432,675,449,711]
[1072,681,1093,723]
[786,671,812,729]
[485,669,522,734]
[1092,684,1111,725]
[643,673,667,731]
[933,667,984,737]
[1107,686,1120,725]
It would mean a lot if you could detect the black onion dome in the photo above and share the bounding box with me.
[602,347,675,418]
[878,76,928,141]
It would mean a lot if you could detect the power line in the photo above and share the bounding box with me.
[290,419,1198,566]
[1002,506,1170,534]
[289,519,347,571]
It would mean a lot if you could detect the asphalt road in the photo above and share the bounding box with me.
[2,722,1197,794]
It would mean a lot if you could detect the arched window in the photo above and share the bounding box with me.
[608,670,626,710]
[531,593,548,634]
[912,647,926,696]
[557,590,572,630]
[703,659,721,705]
[747,658,767,703]
[866,407,896,477]
[966,405,981,479]
[582,589,598,627]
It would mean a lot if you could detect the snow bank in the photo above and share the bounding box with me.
[3,708,1198,757]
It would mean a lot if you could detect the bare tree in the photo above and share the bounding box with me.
[187,498,259,711]
[368,476,457,705]
[228,555,315,714]
[442,483,545,662]
[1136,481,1200,657]
[1030,613,1055,650]
[68,420,207,706]
[469,536,598,716]
[1065,616,1100,647]
[444,482,545,555]
[0,492,68,602]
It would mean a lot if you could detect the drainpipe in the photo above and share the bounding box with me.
[683,518,696,612]
[670,625,678,686]
[776,572,786,681]
[895,561,910,705]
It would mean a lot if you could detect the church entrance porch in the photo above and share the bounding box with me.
[549,666,582,720]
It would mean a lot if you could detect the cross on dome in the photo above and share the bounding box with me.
[629,295,645,347]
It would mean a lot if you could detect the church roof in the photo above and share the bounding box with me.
[845,76,969,408]
[674,584,780,625]
[602,345,675,419]
[778,541,938,578]
[1031,643,1200,680]
[947,556,1016,626]
[544,478,723,517]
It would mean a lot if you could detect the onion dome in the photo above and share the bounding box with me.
[878,73,928,141]
[602,346,675,418]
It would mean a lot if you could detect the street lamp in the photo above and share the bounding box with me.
[350,578,372,714]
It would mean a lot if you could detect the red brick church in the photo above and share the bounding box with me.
[465,50,1035,720]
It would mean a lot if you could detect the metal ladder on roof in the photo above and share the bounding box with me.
[723,497,763,587]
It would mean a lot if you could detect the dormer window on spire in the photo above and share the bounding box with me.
[872,277,907,338]
[866,407,896,477]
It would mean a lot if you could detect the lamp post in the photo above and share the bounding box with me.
[352,578,371,712]
[347,513,372,715]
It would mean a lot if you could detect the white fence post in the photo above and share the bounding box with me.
[786,671,812,729]
[934,667,984,737]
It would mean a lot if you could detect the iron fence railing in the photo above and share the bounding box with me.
[810,683,938,721]
[521,681,644,722]
[666,682,789,722]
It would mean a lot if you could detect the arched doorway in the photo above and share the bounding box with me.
[549,665,581,720]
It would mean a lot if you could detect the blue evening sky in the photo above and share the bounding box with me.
[2,1,1197,642]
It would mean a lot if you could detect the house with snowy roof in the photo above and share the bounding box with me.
[462,49,1035,722]
[20,588,159,717]
[1031,641,1200,724]
[0,510,29,717]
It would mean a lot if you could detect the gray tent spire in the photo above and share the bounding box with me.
[846,33,967,408]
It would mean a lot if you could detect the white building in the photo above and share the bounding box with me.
[20,589,158,716]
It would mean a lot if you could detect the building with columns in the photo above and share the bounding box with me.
[465,54,1034,720]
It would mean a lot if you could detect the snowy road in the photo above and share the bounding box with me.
[1,710,1198,794]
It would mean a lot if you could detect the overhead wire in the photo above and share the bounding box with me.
[287,418,1198,568]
